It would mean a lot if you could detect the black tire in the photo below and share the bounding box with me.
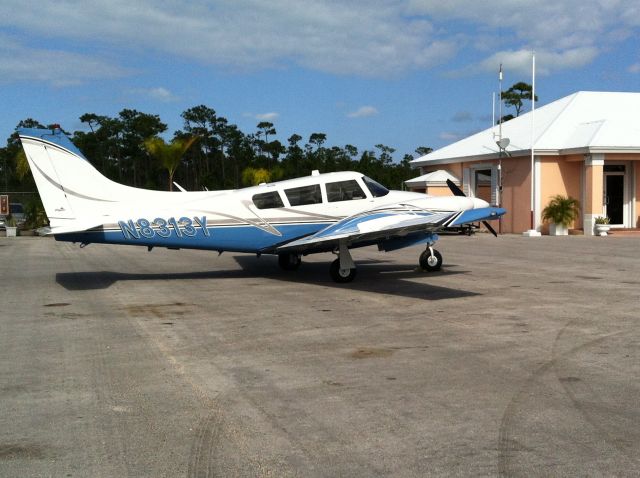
[278,252,301,271]
[419,249,442,272]
[330,258,357,283]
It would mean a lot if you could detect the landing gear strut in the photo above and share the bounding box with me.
[419,245,442,272]
[278,252,301,271]
[330,241,357,283]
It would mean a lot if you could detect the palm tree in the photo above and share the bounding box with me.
[542,195,580,227]
[143,136,197,191]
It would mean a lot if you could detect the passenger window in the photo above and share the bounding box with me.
[252,191,284,209]
[285,184,322,206]
[326,180,366,202]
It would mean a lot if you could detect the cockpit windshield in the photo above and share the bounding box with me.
[362,176,389,197]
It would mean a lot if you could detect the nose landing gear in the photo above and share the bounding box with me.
[419,245,442,272]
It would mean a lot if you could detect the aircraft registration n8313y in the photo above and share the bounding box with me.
[18,127,505,283]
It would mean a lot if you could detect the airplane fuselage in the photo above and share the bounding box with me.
[61,171,486,253]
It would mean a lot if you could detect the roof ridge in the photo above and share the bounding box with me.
[534,91,581,146]
[583,119,606,146]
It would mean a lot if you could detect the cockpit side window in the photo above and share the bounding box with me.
[252,191,284,209]
[285,184,322,206]
[326,180,366,202]
[362,176,390,197]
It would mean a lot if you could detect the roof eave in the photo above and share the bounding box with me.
[410,147,640,167]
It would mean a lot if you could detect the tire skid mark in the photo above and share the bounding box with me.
[551,321,639,463]
[106,252,340,477]
[94,252,279,476]
[57,243,132,476]
[188,412,220,478]
[497,320,622,477]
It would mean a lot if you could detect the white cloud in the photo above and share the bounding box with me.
[0,1,457,77]
[347,106,379,118]
[410,0,636,75]
[0,1,637,80]
[629,63,640,74]
[255,112,279,121]
[452,111,472,122]
[450,47,599,77]
[243,112,280,121]
[439,131,462,141]
[129,86,178,102]
[0,34,131,86]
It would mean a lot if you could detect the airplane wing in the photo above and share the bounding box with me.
[277,204,505,253]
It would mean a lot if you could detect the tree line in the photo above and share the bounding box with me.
[1,106,432,196]
[1,80,534,199]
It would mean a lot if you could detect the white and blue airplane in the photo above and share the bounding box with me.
[18,127,505,283]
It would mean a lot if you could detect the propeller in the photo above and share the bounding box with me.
[446,179,498,237]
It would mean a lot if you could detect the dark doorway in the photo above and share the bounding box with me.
[605,175,624,224]
[474,169,493,203]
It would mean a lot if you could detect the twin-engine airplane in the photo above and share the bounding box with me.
[18,127,505,283]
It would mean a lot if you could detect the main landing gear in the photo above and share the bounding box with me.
[280,242,442,283]
[330,241,357,283]
[419,245,442,272]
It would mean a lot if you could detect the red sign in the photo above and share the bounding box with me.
[0,195,8,216]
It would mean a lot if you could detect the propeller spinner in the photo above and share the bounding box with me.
[446,179,498,237]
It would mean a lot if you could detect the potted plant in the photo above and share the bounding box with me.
[594,216,611,236]
[4,214,17,237]
[542,195,580,236]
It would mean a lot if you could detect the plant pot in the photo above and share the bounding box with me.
[549,223,568,236]
[595,224,610,236]
[5,226,17,237]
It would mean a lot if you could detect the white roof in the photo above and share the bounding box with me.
[405,169,460,187]
[412,91,640,166]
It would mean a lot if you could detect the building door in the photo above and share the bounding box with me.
[604,169,625,225]
[468,167,498,205]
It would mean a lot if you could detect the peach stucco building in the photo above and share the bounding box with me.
[408,91,640,235]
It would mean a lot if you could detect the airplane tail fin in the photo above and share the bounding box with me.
[18,127,126,232]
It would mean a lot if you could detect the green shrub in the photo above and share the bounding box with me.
[542,195,580,227]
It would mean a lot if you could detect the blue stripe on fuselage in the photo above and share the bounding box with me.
[56,222,332,253]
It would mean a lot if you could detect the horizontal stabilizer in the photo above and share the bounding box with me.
[47,219,106,235]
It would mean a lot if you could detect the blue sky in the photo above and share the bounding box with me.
[1,1,639,160]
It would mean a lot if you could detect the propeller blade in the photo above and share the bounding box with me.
[483,220,498,237]
[446,179,466,197]
[445,179,498,236]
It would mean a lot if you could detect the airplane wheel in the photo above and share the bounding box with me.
[278,252,301,271]
[419,249,442,272]
[330,258,357,283]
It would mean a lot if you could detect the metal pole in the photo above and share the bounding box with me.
[498,64,503,143]
[530,52,536,230]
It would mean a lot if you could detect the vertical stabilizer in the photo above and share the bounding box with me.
[19,128,77,221]
[18,127,131,231]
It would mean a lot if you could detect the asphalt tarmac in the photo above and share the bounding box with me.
[1,234,639,477]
